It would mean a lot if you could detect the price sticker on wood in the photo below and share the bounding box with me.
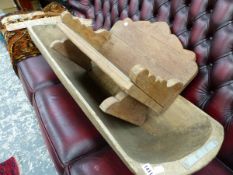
[182,139,218,169]
[142,164,165,175]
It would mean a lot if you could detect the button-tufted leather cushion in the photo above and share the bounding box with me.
[193,159,233,175]
[194,159,233,175]
[64,147,133,175]
[18,55,60,103]
[68,0,95,19]
[68,0,233,169]
[33,84,107,174]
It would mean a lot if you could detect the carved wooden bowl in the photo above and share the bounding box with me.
[28,18,224,175]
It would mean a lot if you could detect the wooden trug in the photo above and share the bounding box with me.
[53,11,198,125]
[28,24,224,175]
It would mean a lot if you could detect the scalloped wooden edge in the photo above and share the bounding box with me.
[129,64,184,108]
[61,11,111,50]
[112,19,196,61]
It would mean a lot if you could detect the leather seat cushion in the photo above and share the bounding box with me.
[33,84,106,174]
[64,147,133,175]
[65,149,233,175]
[194,159,233,175]
[17,55,59,102]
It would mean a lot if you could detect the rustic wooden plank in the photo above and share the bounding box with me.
[50,38,92,70]
[89,64,147,126]
[100,91,147,126]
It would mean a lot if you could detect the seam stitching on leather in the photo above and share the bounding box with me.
[33,92,66,171]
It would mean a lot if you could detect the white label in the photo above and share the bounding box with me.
[142,164,164,175]
[142,164,155,175]
[182,139,218,169]
[154,165,165,174]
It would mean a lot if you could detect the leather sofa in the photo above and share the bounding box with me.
[15,0,233,174]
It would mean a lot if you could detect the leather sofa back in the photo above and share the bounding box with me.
[68,0,233,169]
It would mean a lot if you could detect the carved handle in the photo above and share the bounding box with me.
[61,11,111,50]
[129,64,184,108]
